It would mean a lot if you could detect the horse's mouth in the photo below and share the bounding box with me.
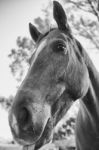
[23,118,53,150]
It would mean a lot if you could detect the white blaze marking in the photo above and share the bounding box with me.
[18,39,47,89]
[32,39,47,65]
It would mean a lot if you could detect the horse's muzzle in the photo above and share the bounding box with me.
[9,101,51,145]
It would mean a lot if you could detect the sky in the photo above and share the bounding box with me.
[0,0,49,97]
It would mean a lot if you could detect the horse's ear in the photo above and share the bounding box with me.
[29,23,41,42]
[53,1,70,31]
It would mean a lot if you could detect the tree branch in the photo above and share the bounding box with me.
[87,0,99,21]
[80,27,99,49]
[67,0,93,14]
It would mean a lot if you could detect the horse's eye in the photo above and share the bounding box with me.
[52,40,67,54]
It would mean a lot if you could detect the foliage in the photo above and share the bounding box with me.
[62,0,99,49]
[8,37,34,81]
[34,1,53,32]
[53,117,75,140]
[0,96,13,110]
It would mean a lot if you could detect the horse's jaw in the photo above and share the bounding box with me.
[23,118,53,150]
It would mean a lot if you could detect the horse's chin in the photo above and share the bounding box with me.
[23,118,53,150]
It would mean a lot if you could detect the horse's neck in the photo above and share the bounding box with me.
[76,50,99,150]
[82,50,99,121]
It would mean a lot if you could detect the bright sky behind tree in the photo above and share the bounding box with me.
[0,0,49,97]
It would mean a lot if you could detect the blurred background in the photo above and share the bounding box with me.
[0,0,99,149]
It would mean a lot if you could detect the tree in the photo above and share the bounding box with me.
[62,0,99,49]
[8,37,34,81]
[34,1,53,32]
[0,96,14,110]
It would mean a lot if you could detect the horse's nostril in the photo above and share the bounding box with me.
[18,107,30,128]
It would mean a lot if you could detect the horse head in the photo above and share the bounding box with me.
[9,1,89,149]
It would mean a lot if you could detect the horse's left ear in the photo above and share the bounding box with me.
[53,1,70,31]
[29,23,42,42]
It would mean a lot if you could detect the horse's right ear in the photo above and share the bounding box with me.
[29,23,41,42]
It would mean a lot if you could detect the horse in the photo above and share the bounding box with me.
[9,1,99,150]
